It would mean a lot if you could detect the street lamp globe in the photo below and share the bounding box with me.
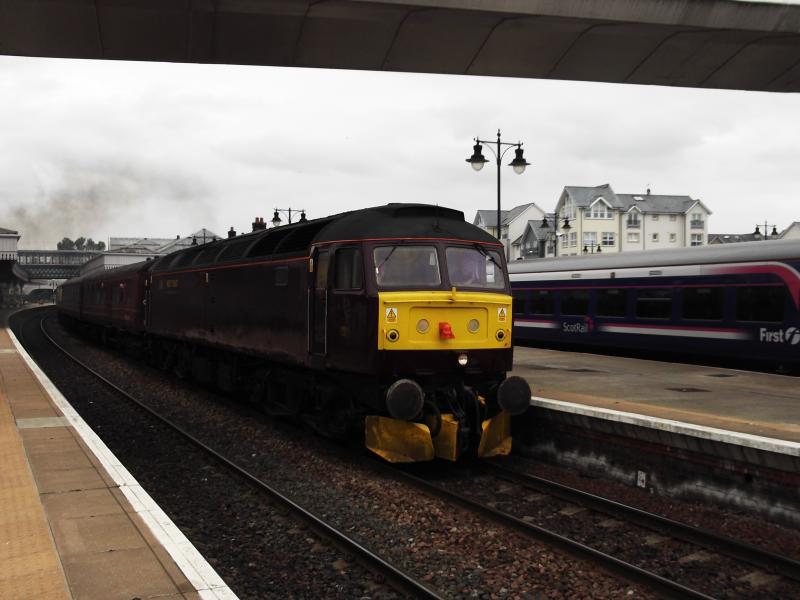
[271,210,282,227]
[508,146,530,175]
[466,143,488,172]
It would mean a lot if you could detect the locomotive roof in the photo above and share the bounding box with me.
[508,238,800,275]
[312,204,499,245]
[144,203,498,273]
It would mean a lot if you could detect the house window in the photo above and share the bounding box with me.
[670,233,677,243]
[583,232,597,246]
[627,232,640,243]
[601,232,615,246]
[564,197,576,220]
[587,201,611,219]
[569,232,577,247]
[670,215,677,222]
[691,234,703,246]
[652,215,659,221]
[627,213,641,228]
[651,233,659,243]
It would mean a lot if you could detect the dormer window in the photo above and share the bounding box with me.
[587,198,612,219]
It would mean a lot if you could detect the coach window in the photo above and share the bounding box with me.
[512,290,527,316]
[334,248,363,290]
[561,290,590,316]
[530,290,554,315]
[636,288,672,319]
[684,287,723,320]
[736,286,785,323]
[597,289,627,317]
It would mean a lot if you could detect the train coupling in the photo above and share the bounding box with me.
[364,410,512,463]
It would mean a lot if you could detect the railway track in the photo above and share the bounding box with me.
[34,314,442,600]
[382,460,800,599]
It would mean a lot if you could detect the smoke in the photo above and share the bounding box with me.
[1,159,213,249]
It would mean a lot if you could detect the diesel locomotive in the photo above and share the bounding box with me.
[57,204,531,462]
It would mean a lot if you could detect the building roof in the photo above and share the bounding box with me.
[0,227,19,235]
[474,209,508,228]
[560,184,707,215]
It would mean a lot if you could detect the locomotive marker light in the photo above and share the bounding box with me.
[466,129,529,258]
[457,353,469,366]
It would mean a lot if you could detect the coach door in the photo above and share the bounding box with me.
[310,249,330,355]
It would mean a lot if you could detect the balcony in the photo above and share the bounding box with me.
[690,220,705,229]
[626,220,641,228]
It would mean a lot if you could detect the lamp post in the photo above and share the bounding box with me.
[753,222,779,241]
[583,242,602,254]
[466,129,530,255]
[538,212,571,258]
[271,208,307,227]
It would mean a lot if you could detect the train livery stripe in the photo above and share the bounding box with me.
[708,262,800,309]
[598,323,750,340]
[514,320,559,329]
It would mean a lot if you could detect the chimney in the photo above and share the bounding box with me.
[228,227,236,239]
[646,187,651,195]
[252,217,267,232]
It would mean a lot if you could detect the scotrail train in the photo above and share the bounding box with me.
[508,239,800,372]
[57,204,532,463]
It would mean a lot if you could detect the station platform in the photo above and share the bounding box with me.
[0,315,234,600]
[512,345,800,444]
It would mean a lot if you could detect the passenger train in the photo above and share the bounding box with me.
[56,204,531,462]
[508,240,800,372]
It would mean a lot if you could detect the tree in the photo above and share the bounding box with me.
[74,237,86,250]
[57,238,75,250]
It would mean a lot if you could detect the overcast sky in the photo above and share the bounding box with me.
[0,54,798,249]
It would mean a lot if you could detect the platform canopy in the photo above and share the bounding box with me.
[1,0,799,92]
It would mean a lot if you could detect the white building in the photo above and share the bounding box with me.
[473,203,546,260]
[549,184,711,257]
[0,227,20,261]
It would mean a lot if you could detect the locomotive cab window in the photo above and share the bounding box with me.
[736,286,785,323]
[334,248,363,291]
[445,246,506,290]
[374,246,441,287]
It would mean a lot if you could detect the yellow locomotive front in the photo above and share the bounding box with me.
[364,242,531,462]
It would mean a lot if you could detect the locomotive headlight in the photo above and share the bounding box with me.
[496,329,506,341]
[467,319,480,333]
[457,353,469,366]
[416,319,430,334]
[386,329,400,342]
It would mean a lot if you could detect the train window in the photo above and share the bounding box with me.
[597,289,627,317]
[636,288,672,319]
[683,287,723,320]
[512,291,527,316]
[561,290,590,316]
[334,248,363,291]
[736,286,785,323]
[445,246,505,290]
[530,290,554,315]
[375,246,441,287]
[274,266,288,287]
